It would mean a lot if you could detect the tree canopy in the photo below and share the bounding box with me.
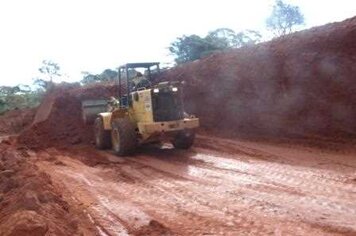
[266,0,305,36]
[169,28,262,64]
[81,69,118,85]
[80,68,142,85]
[0,85,42,114]
[34,60,62,91]
[0,60,58,114]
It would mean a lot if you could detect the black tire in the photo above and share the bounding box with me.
[172,130,195,149]
[111,118,137,156]
[94,117,111,149]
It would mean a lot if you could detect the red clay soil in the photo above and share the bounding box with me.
[0,108,36,136]
[36,136,356,235]
[0,142,95,235]
[18,16,356,149]
[158,16,356,140]
[17,82,120,149]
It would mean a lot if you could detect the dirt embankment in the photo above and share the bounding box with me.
[0,108,36,136]
[18,16,356,149]
[158,16,356,140]
[0,143,94,235]
[17,83,119,149]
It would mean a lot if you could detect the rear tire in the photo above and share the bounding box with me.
[172,130,195,149]
[94,117,111,149]
[111,118,137,156]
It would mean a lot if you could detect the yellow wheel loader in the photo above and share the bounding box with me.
[82,62,199,156]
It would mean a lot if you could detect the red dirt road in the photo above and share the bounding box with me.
[34,135,356,236]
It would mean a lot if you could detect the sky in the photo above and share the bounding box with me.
[0,0,355,86]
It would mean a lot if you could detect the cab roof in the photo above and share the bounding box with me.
[118,62,160,69]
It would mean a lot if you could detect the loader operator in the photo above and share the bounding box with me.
[131,72,151,91]
[107,96,119,112]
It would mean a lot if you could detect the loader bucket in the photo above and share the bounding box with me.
[81,99,108,124]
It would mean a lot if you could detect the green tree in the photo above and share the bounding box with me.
[81,71,100,85]
[100,69,118,81]
[266,0,304,36]
[34,60,61,90]
[80,69,119,85]
[0,85,42,114]
[169,35,211,64]
[170,28,262,64]
[234,30,262,47]
[206,28,236,48]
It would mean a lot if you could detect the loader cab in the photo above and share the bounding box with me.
[117,62,160,108]
[117,63,185,123]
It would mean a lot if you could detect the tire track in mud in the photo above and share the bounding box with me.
[192,150,356,204]
[69,155,315,235]
[38,154,276,235]
[194,137,356,200]
[37,135,356,235]
[96,158,237,235]
[127,149,356,233]
[195,145,356,229]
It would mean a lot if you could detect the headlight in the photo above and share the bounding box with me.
[153,88,159,93]
[172,87,178,92]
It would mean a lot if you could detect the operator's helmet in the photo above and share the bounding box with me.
[136,78,151,89]
[108,96,118,105]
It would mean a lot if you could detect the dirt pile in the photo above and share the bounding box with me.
[18,82,119,149]
[0,108,36,136]
[0,143,91,235]
[159,16,356,139]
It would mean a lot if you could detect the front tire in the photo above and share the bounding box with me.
[94,117,111,149]
[172,130,195,149]
[111,118,137,156]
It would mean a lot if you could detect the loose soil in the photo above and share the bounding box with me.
[0,142,95,236]
[3,15,356,236]
[0,108,36,136]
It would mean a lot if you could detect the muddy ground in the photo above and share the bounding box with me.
[1,135,355,235]
[1,14,356,236]
[2,101,356,235]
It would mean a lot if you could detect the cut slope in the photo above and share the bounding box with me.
[18,16,356,149]
[158,16,356,139]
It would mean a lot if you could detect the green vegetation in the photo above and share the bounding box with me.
[80,68,140,85]
[169,28,261,64]
[34,60,62,91]
[170,0,305,64]
[0,85,43,114]
[0,60,61,115]
[266,0,305,36]
[81,69,118,85]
